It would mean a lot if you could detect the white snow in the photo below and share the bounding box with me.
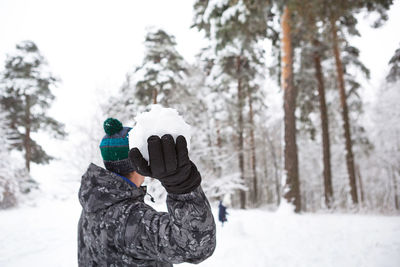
[0,196,80,267]
[0,189,399,267]
[275,198,296,215]
[129,104,191,161]
[220,0,249,24]
[4,40,56,96]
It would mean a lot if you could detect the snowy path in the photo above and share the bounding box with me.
[1,196,399,267]
[183,209,400,267]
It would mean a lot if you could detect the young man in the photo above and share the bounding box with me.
[78,118,216,266]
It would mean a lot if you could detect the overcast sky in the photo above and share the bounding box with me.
[0,0,208,125]
[0,0,399,181]
[1,0,399,124]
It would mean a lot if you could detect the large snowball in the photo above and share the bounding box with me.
[129,105,191,161]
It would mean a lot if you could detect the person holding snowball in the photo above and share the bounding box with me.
[78,118,216,266]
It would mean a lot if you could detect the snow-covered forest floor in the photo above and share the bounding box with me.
[0,180,399,267]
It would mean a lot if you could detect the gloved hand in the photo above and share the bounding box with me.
[128,134,201,194]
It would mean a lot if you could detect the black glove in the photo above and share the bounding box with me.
[128,134,201,194]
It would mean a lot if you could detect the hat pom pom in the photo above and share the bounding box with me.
[104,118,123,136]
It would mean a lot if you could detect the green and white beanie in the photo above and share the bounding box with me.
[100,118,136,175]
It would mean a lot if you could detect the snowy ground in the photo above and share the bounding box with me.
[1,189,399,267]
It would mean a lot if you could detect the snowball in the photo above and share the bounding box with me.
[129,105,191,161]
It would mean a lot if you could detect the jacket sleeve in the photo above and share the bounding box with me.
[120,185,216,264]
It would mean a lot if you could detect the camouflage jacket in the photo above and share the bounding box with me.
[78,163,216,267]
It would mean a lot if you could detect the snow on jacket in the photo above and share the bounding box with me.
[78,163,216,266]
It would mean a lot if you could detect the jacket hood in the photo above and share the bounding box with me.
[79,163,145,213]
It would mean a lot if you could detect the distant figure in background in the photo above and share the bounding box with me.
[218,200,228,227]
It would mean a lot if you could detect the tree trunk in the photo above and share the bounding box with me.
[216,119,222,149]
[392,167,399,210]
[236,56,246,209]
[152,89,158,104]
[266,131,280,206]
[24,94,31,172]
[281,6,301,212]
[356,164,364,204]
[261,136,270,203]
[215,119,222,178]
[313,39,334,208]
[278,49,282,88]
[330,18,358,204]
[247,87,258,204]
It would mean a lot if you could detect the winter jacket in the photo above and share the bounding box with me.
[78,163,216,266]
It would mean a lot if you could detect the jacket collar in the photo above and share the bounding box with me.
[79,163,146,213]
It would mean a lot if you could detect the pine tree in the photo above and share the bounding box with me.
[194,46,248,202]
[190,53,248,202]
[247,85,258,204]
[322,0,392,205]
[313,41,334,208]
[268,0,389,210]
[280,4,301,212]
[0,40,66,172]
[193,0,271,208]
[288,0,335,208]
[330,18,359,204]
[133,29,188,106]
[107,29,189,120]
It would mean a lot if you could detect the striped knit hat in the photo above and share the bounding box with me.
[100,118,136,175]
